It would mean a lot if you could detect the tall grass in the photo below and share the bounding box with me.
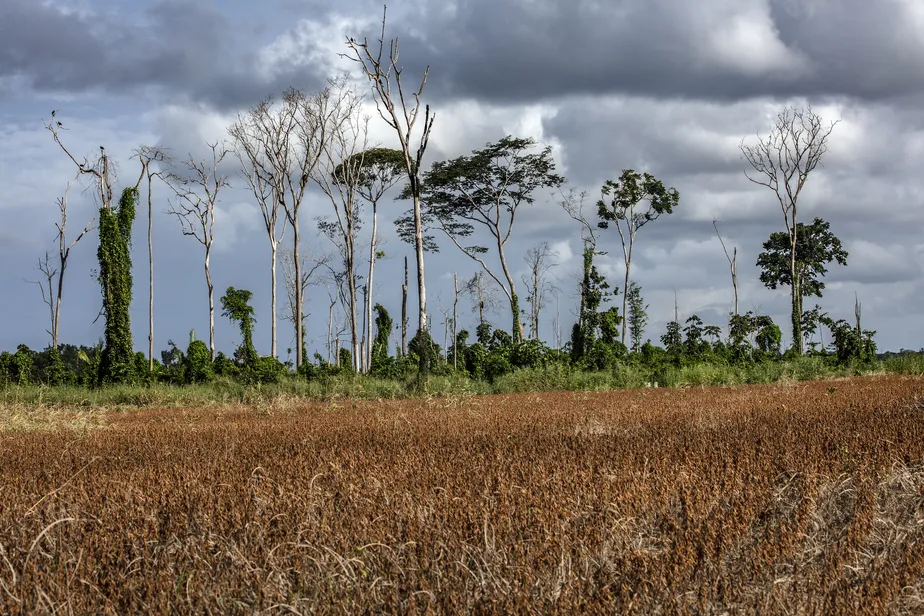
[0,356,916,409]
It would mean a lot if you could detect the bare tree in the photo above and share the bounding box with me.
[132,146,170,371]
[345,7,436,375]
[559,188,598,252]
[28,171,96,348]
[228,93,299,359]
[522,241,560,340]
[279,244,330,357]
[313,80,369,372]
[166,142,230,360]
[740,105,838,354]
[463,270,500,327]
[452,271,459,370]
[713,219,738,317]
[45,112,115,214]
[401,256,408,356]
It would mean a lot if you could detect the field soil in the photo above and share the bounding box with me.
[2,376,924,614]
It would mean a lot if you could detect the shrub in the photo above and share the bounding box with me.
[184,340,214,384]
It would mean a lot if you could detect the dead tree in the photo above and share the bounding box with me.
[28,171,96,348]
[713,219,738,317]
[345,6,436,376]
[452,271,459,370]
[522,241,560,340]
[740,105,838,354]
[132,146,170,371]
[280,245,329,358]
[166,142,230,360]
[228,93,300,359]
[401,256,408,356]
[463,270,500,327]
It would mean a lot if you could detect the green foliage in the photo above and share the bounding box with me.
[8,345,35,386]
[213,352,237,378]
[42,347,73,385]
[220,287,257,369]
[821,316,877,365]
[626,282,648,353]
[571,245,613,364]
[97,187,138,385]
[597,169,679,231]
[338,348,354,374]
[371,303,394,377]
[184,339,214,384]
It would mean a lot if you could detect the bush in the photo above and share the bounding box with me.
[184,340,214,384]
[43,347,73,386]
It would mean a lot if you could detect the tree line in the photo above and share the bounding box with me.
[2,9,882,389]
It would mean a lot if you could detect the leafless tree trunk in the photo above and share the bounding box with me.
[166,142,230,360]
[401,256,408,356]
[713,219,738,317]
[522,241,559,340]
[132,146,170,371]
[452,272,459,370]
[346,7,435,376]
[740,106,838,354]
[312,79,369,372]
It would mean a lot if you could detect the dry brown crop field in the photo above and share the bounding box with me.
[2,376,924,615]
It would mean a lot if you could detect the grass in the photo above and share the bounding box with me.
[0,356,912,414]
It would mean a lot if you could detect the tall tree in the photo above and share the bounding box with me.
[522,242,559,340]
[712,218,739,317]
[29,170,96,348]
[228,91,300,360]
[346,7,436,377]
[314,81,371,372]
[46,112,140,384]
[740,105,838,354]
[597,169,679,346]
[404,136,565,341]
[166,142,230,361]
[463,270,500,327]
[132,146,170,371]
[348,147,405,371]
[756,217,848,320]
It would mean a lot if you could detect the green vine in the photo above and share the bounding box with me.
[97,187,137,385]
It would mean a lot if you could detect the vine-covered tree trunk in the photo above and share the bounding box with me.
[790,229,802,354]
[98,187,137,385]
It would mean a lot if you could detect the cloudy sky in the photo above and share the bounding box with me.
[2,0,923,360]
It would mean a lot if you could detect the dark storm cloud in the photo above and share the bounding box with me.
[371,0,924,105]
[0,0,326,109]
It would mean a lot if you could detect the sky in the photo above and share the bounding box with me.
[1,0,923,361]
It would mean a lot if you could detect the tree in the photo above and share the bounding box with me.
[756,217,848,322]
[228,89,308,361]
[313,80,371,372]
[45,113,140,383]
[522,242,559,340]
[279,245,329,358]
[97,187,138,384]
[740,105,838,354]
[626,281,648,353]
[28,170,96,348]
[349,147,405,371]
[597,169,679,346]
[405,136,565,341]
[220,287,257,369]
[166,142,230,360]
[346,7,436,378]
[132,146,170,372]
[712,219,738,317]
[463,270,500,327]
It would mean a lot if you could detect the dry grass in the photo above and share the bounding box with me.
[1,375,923,614]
